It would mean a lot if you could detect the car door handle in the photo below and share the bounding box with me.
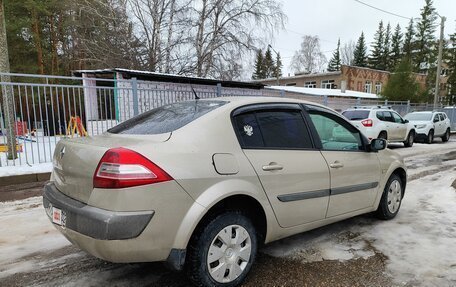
[262,163,283,171]
[329,161,344,168]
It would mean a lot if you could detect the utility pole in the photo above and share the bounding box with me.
[434,15,446,110]
[268,44,280,86]
[0,0,17,160]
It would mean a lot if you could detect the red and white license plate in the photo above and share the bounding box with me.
[52,207,63,225]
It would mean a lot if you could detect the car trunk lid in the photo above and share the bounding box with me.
[52,133,170,203]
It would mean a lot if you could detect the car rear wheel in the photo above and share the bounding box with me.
[375,174,403,220]
[442,128,450,142]
[426,129,434,144]
[186,211,257,287]
[403,131,414,147]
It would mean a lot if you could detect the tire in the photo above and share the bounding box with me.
[442,128,450,142]
[426,129,434,144]
[378,131,387,140]
[403,131,414,147]
[186,211,258,287]
[375,174,403,220]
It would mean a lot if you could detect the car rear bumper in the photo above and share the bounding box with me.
[43,182,154,240]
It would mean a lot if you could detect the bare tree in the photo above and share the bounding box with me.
[290,35,326,74]
[192,0,285,78]
[0,0,16,160]
[341,40,356,66]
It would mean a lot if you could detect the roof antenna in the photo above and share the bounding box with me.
[190,85,200,100]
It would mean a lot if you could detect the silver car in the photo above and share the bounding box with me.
[43,97,407,286]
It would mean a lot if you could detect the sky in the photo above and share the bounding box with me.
[271,0,456,76]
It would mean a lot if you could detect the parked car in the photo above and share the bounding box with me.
[404,111,451,144]
[43,97,407,287]
[342,106,416,147]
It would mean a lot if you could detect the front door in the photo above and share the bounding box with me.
[306,107,381,217]
[232,105,330,228]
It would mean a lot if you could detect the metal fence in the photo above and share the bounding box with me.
[0,72,455,168]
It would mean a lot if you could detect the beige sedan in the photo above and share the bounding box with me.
[43,97,407,286]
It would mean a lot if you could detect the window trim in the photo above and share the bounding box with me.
[231,103,318,151]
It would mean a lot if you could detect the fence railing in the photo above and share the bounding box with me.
[0,72,455,168]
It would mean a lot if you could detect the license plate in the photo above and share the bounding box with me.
[52,207,63,225]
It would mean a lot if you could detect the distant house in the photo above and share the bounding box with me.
[258,65,427,96]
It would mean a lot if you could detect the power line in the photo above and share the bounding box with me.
[285,28,338,44]
[353,0,412,20]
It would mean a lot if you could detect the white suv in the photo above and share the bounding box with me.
[342,106,416,147]
[404,111,451,144]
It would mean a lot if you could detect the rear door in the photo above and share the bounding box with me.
[382,111,398,139]
[232,104,330,228]
[306,105,381,218]
[392,111,408,140]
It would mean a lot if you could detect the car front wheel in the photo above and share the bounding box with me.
[186,211,258,287]
[403,131,414,147]
[426,129,434,144]
[376,174,403,220]
[442,128,450,142]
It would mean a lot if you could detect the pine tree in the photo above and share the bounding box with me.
[382,23,392,71]
[263,47,275,78]
[252,49,264,79]
[327,38,341,71]
[446,32,456,105]
[390,24,403,70]
[403,19,414,59]
[414,0,438,73]
[383,58,422,102]
[369,21,385,70]
[353,32,368,67]
[273,52,283,79]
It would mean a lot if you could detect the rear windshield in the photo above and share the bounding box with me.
[341,110,370,120]
[404,113,432,121]
[108,100,227,135]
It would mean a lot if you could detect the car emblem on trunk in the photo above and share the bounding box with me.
[60,146,65,159]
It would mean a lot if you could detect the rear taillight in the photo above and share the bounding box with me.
[93,148,172,189]
[361,119,373,127]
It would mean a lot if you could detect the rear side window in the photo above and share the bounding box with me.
[382,111,395,122]
[376,111,385,121]
[234,110,313,149]
[108,100,227,134]
[439,114,445,121]
[342,110,370,120]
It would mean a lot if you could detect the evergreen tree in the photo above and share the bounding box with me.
[446,32,456,105]
[413,0,438,73]
[263,46,275,78]
[382,58,422,102]
[390,24,403,70]
[273,52,283,79]
[382,23,392,71]
[403,19,414,59]
[252,49,264,79]
[353,32,368,67]
[327,38,341,71]
[369,20,385,70]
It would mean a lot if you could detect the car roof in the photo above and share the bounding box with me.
[202,96,329,110]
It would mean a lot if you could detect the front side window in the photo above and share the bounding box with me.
[234,109,312,149]
[392,112,403,123]
[309,111,363,151]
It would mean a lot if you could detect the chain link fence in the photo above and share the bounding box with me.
[0,72,455,167]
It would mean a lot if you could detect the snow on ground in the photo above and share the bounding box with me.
[0,197,71,278]
[265,167,456,286]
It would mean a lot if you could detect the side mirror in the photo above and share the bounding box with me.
[370,138,387,152]
[403,119,409,123]
[433,118,439,123]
